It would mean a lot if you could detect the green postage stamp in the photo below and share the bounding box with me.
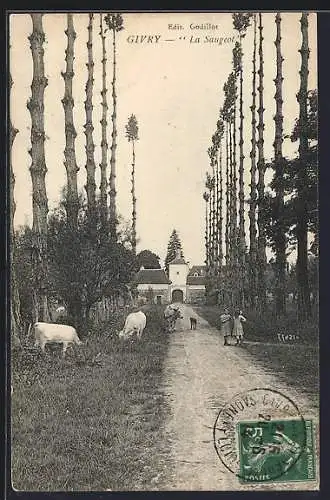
[238,419,316,483]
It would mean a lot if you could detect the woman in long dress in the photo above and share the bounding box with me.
[220,308,232,346]
[232,310,247,345]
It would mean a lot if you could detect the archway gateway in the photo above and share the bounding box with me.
[172,289,184,303]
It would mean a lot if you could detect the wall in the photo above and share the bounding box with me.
[137,283,169,291]
[169,264,189,287]
[187,285,206,304]
[137,285,170,304]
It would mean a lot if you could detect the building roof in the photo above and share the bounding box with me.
[188,265,206,276]
[169,256,187,265]
[187,276,206,285]
[187,265,207,285]
[134,268,170,285]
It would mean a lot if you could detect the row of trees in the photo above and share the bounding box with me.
[203,12,317,319]
[10,13,144,342]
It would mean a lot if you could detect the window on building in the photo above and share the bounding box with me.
[193,272,199,277]
[177,271,179,275]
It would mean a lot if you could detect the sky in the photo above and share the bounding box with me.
[9,12,317,267]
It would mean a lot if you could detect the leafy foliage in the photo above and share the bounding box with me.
[125,114,139,142]
[232,12,253,36]
[136,249,161,270]
[164,229,184,274]
[222,72,236,122]
[232,41,242,75]
[47,200,136,329]
[205,171,215,192]
[203,191,210,203]
[291,90,317,142]
[13,197,137,331]
[264,88,318,256]
[104,13,124,32]
[13,226,34,324]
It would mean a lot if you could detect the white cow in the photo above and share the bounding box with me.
[118,311,147,341]
[164,305,183,333]
[33,322,83,357]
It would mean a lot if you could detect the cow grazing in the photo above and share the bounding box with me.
[164,305,183,333]
[118,311,147,341]
[33,322,83,357]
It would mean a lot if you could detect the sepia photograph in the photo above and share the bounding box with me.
[9,11,319,491]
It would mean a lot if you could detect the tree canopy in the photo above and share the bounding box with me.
[164,229,184,274]
[264,88,318,257]
[136,249,161,270]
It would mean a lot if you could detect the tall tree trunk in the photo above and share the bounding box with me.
[109,27,118,240]
[62,13,79,231]
[232,99,238,306]
[84,13,96,224]
[203,193,210,273]
[218,141,224,303]
[99,14,109,232]
[274,13,287,317]
[215,154,219,275]
[228,120,235,308]
[10,72,21,347]
[27,14,49,323]
[256,13,267,311]
[238,35,246,307]
[225,122,230,268]
[125,114,139,254]
[62,14,81,326]
[296,13,311,319]
[217,141,223,271]
[249,14,258,310]
[208,187,213,273]
[131,140,137,255]
[211,162,217,274]
[229,121,234,270]
[207,175,213,275]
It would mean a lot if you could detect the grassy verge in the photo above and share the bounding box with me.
[194,305,318,344]
[11,305,172,491]
[194,305,319,408]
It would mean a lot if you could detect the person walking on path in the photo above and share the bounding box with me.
[232,309,246,346]
[220,308,232,346]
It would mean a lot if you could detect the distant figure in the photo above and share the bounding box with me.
[190,317,197,330]
[232,310,246,346]
[220,308,232,346]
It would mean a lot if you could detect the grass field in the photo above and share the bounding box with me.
[194,305,319,408]
[11,305,172,491]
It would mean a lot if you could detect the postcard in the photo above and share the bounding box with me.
[9,11,319,491]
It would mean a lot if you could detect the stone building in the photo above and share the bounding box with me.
[134,250,206,304]
[133,267,171,305]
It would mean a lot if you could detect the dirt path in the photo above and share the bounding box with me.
[161,305,319,491]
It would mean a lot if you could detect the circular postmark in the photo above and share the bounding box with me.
[213,388,306,483]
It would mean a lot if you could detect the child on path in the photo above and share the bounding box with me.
[220,308,232,346]
[232,310,246,345]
